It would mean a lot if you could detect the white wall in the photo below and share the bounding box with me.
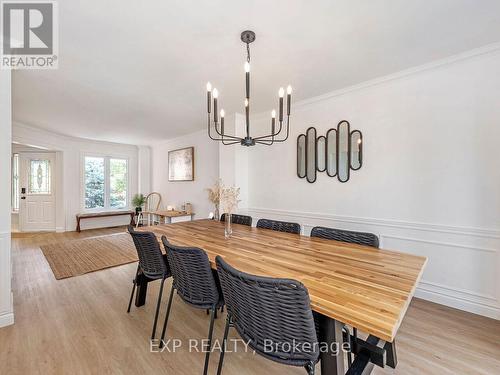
[138,146,152,196]
[0,70,14,327]
[151,129,219,219]
[243,48,500,319]
[12,123,146,231]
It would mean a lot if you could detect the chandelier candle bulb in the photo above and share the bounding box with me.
[245,62,250,99]
[245,99,250,136]
[287,85,292,115]
[271,110,276,134]
[213,88,218,123]
[279,87,284,122]
[206,82,212,113]
[220,109,225,134]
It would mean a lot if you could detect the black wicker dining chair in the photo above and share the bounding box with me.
[215,256,319,375]
[159,236,224,375]
[310,225,379,366]
[256,218,301,234]
[127,226,171,341]
[310,226,379,248]
[220,213,252,226]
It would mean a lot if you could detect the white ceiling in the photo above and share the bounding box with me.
[12,0,500,145]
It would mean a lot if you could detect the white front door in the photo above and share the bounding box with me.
[19,153,56,232]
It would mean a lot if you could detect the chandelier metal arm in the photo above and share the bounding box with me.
[255,140,273,145]
[253,115,290,141]
[213,123,242,140]
[221,140,242,145]
[208,116,242,142]
[208,124,240,144]
[262,126,290,143]
[253,121,283,140]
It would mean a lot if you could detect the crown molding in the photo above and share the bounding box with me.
[251,42,500,116]
[12,121,142,149]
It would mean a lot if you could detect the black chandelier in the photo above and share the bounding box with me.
[206,30,292,146]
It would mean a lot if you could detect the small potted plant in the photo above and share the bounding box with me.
[132,194,146,215]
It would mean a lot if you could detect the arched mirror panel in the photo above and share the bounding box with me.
[297,134,306,178]
[326,129,337,177]
[316,136,326,172]
[337,121,350,183]
[350,130,363,170]
[305,127,317,183]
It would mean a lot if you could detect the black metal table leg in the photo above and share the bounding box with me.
[135,272,151,307]
[320,315,346,375]
[384,340,398,368]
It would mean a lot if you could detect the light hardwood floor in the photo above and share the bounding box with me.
[1,228,499,375]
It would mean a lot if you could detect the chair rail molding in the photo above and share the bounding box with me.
[244,207,500,320]
[246,207,500,238]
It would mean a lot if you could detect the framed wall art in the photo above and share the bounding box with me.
[168,146,194,181]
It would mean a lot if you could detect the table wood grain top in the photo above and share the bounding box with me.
[139,219,427,342]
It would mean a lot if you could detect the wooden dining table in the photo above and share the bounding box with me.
[136,219,427,375]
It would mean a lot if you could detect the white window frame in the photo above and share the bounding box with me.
[81,153,130,212]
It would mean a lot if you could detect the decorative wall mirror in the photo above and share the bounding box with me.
[297,120,363,183]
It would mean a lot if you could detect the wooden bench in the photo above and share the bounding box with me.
[76,210,135,232]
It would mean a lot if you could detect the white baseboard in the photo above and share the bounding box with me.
[415,288,500,320]
[245,207,500,320]
[0,312,14,328]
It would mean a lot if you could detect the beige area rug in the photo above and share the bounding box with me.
[40,233,138,280]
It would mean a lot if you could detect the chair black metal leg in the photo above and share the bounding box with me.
[352,327,358,366]
[343,325,353,367]
[159,285,175,348]
[216,315,231,375]
[127,265,140,313]
[305,361,315,375]
[151,278,165,340]
[203,307,216,375]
